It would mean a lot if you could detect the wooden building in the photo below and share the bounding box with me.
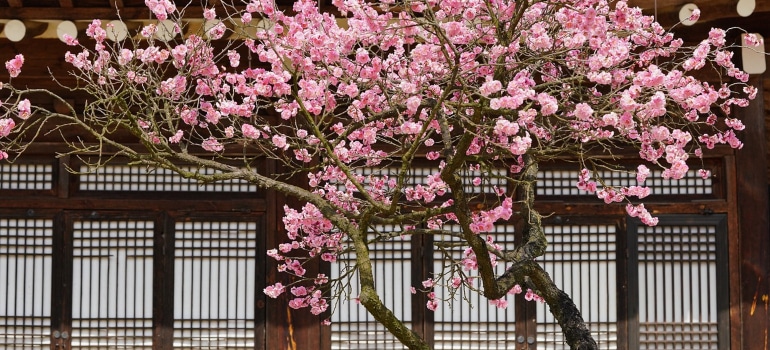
[0,1,767,349]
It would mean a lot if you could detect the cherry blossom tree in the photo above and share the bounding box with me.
[0,0,758,349]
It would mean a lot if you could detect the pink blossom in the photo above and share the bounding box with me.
[86,19,106,42]
[291,286,308,297]
[524,289,545,303]
[315,274,329,285]
[744,33,762,47]
[203,8,216,20]
[509,134,532,155]
[624,186,651,199]
[201,137,223,152]
[64,51,91,70]
[263,283,285,298]
[294,149,312,162]
[708,28,726,47]
[577,168,597,192]
[400,121,422,135]
[537,93,558,116]
[479,80,502,97]
[227,50,240,67]
[309,296,328,315]
[272,135,289,150]
[421,279,435,288]
[526,22,553,51]
[597,187,624,204]
[626,203,659,226]
[288,298,307,309]
[117,49,134,65]
[208,22,227,40]
[489,299,508,309]
[636,165,651,183]
[62,34,79,46]
[508,284,523,295]
[426,300,439,311]
[5,54,24,78]
[158,75,186,100]
[602,113,619,127]
[266,249,282,260]
[494,119,519,137]
[573,103,594,121]
[0,118,15,138]
[321,252,337,262]
[405,96,421,115]
[241,12,253,24]
[179,107,198,126]
[242,124,260,139]
[168,130,183,143]
[725,118,745,131]
[139,23,156,38]
[146,0,176,21]
[688,8,700,22]
[17,99,31,120]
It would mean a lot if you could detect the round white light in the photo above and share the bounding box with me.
[737,0,756,17]
[56,21,77,43]
[5,19,26,42]
[106,20,129,42]
[154,19,177,42]
[678,3,699,26]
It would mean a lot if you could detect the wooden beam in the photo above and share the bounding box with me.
[0,4,322,20]
[735,74,770,350]
[0,7,155,20]
[629,0,770,27]
[7,0,23,8]
[58,0,73,7]
[651,14,770,45]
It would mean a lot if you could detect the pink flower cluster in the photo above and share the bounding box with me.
[145,0,176,21]
[0,0,757,320]
[263,274,331,316]
[5,54,23,78]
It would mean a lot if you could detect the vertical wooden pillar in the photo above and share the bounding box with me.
[153,213,175,350]
[411,233,434,346]
[513,215,537,350]
[735,74,769,350]
[265,158,324,350]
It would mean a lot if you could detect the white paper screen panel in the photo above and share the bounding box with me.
[536,225,618,349]
[432,224,517,350]
[0,163,53,190]
[174,221,257,349]
[0,219,53,349]
[537,169,712,196]
[637,224,718,349]
[71,220,154,349]
[331,225,411,350]
[78,165,258,192]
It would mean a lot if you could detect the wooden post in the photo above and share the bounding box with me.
[265,157,324,350]
[735,74,769,350]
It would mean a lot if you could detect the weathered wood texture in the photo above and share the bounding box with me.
[735,75,770,350]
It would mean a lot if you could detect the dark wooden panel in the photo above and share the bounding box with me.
[735,75,770,350]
